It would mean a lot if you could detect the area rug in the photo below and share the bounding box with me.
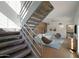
[46,39,64,49]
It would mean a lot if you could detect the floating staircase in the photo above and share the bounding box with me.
[26,1,54,30]
[20,1,54,30]
[20,1,54,58]
[0,1,53,58]
[0,30,35,58]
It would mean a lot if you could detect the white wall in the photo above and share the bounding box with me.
[74,6,79,25]
[0,2,20,27]
[48,22,66,38]
[74,4,79,56]
[0,1,42,28]
[43,17,74,38]
[77,26,79,55]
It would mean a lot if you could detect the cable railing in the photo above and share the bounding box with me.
[24,23,36,36]
[20,1,28,15]
[22,29,41,56]
[20,1,32,19]
[20,1,43,57]
[21,2,30,18]
[21,26,41,57]
[20,2,26,12]
[24,24,41,48]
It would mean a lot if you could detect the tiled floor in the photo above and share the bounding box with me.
[40,38,78,58]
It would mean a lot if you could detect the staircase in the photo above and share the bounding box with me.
[26,1,54,30]
[20,1,54,58]
[0,1,53,58]
[0,30,35,58]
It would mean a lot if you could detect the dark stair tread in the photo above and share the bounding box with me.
[27,24,36,27]
[27,20,39,23]
[0,37,19,42]
[9,48,31,58]
[0,35,20,42]
[30,17,41,22]
[0,32,20,37]
[0,43,27,55]
[24,24,36,28]
[0,39,24,48]
[26,22,38,25]
[25,52,36,58]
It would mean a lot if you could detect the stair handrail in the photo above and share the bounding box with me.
[21,1,32,18]
[20,1,30,16]
[22,28,41,56]
[24,23,37,36]
[23,26,41,48]
[24,23,43,48]
[20,1,43,57]
[20,1,27,15]
[20,1,33,23]
[24,23,43,47]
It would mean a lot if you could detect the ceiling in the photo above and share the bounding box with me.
[43,1,79,23]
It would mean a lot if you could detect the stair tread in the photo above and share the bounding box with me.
[0,43,27,55]
[9,48,31,58]
[0,39,24,48]
[25,52,36,58]
[27,20,39,23]
[31,17,41,22]
[0,35,20,42]
[0,32,20,37]
[0,28,34,58]
[27,24,36,27]
[27,22,38,25]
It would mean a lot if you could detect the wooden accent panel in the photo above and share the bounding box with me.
[35,22,47,34]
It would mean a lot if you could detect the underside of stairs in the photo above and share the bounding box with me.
[0,29,36,58]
